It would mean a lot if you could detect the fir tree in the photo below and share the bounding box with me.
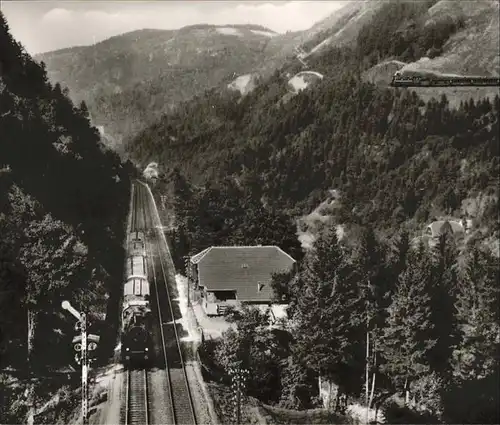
[351,226,392,408]
[79,100,90,120]
[381,242,435,403]
[428,231,460,381]
[293,224,365,402]
[455,247,500,379]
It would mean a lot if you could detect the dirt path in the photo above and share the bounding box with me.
[90,364,124,425]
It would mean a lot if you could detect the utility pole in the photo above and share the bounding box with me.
[184,255,191,307]
[61,301,89,425]
[27,309,35,425]
[365,326,370,425]
[365,279,370,425]
[81,313,88,425]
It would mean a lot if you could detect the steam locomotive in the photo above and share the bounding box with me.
[121,232,154,368]
[391,70,500,87]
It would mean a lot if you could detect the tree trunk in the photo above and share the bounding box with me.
[27,308,36,425]
[369,371,376,410]
[365,329,370,424]
[368,341,377,409]
[404,377,409,406]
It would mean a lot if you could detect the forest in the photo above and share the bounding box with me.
[355,0,465,65]
[0,13,132,423]
[134,60,499,249]
[201,225,499,423]
[129,2,499,422]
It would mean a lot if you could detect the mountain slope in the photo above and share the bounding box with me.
[126,0,499,251]
[134,66,499,421]
[36,0,500,153]
[360,0,500,108]
[36,24,279,151]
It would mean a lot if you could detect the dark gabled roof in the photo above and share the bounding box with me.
[191,246,296,302]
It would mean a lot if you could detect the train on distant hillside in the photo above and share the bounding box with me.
[121,232,154,368]
[391,70,500,87]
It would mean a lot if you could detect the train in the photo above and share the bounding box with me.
[391,70,500,87]
[126,255,148,280]
[130,231,145,243]
[129,239,146,257]
[121,231,154,368]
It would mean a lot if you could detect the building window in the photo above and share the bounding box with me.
[241,263,249,269]
[258,282,264,292]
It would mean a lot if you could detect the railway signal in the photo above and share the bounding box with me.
[62,300,90,425]
[73,334,100,366]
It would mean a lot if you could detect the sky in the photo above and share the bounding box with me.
[0,1,349,55]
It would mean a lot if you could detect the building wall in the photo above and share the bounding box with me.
[202,291,239,315]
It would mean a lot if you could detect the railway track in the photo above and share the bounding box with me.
[137,181,197,425]
[131,183,138,231]
[125,369,149,425]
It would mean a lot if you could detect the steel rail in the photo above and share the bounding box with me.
[125,369,149,425]
[140,183,177,423]
[141,182,197,425]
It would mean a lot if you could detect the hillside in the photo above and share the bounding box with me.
[0,13,131,423]
[139,71,499,421]
[35,0,500,154]
[33,2,397,151]
[360,0,500,106]
[128,3,499,420]
[36,24,279,152]
[256,1,384,75]
[300,0,385,55]
[127,0,499,237]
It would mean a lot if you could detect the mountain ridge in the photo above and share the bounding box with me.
[36,0,499,154]
[35,22,282,152]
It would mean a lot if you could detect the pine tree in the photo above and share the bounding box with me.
[351,226,392,408]
[388,230,411,284]
[79,100,90,120]
[494,94,500,113]
[171,167,193,228]
[293,224,365,403]
[455,247,500,379]
[428,231,460,381]
[381,242,435,403]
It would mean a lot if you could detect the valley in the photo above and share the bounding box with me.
[1,1,499,424]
